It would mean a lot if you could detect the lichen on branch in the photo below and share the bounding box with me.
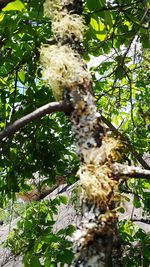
[78,137,120,207]
[44,0,74,19]
[40,44,91,100]
[40,0,123,265]
[41,0,88,100]
[52,11,86,41]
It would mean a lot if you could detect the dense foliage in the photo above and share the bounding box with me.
[0,0,149,266]
[6,197,75,266]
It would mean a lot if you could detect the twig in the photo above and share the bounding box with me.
[124,69,135,128]
[85,4,135,15]
[121,188,144,202]
[120,8,149,68]
[101,115,150,170]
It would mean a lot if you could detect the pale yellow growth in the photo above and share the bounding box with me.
[78,164,117,206]
[82,138,119,165]
[40,44,91,100]
[78,138,120,206]
[44,0,74,18]
[52,12,86,41]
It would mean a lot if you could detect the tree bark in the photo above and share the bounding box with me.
[1,0,147,265]
[112,163,150,180]
[0,101,71,142]
[40,0,123,266]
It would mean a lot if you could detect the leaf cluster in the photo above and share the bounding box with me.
[0,0,149,266]
[5,196,75,267]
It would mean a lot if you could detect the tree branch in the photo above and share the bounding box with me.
[131,218,150,224]
[101,115,150,170]
[0,101,72,142]
[112,163,150,180]
[86,4,136,14]
[1,102,149,174]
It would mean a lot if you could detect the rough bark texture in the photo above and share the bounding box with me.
[0,1,149,266]
[69,78,122,267]
[40,1,123,266]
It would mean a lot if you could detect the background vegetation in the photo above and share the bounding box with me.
[0,0,149,266]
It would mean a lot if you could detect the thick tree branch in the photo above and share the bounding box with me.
[0,101,72,142]
[16,176,65,202]
[101,115,150,170]
[1,102,149,175]
[112,163,150,180]
[131,218,150,224]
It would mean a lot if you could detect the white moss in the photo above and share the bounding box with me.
[76,137,119,205]
[78,164,117,206]
[44,0,74,18]
[40,44,91,100]
[52,12,86,41]
[81,138,119,165]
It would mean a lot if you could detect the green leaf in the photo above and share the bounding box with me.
[90,16,106,41]
[57,249,74,265]
[23,254,42,267]
[58,195,68,205]
[104,11,113,28]
[18,69,26,83]
[90,16,105,32]
[112,116,119,127]
[0,13,4,22]
[34,240,44,253]
[44,259,56,267]
[140,34,150,49]
[42,234,60,244]
[86,0,104,11]
[29,256,42,267]
[2,0,26,12]
[133,195,141,208]
[117,207,125,214]
[0,78,7,85]
[115,66,125,80]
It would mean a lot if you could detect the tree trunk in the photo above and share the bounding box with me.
[40,0,123,265]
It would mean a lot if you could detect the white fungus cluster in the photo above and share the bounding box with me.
[82,138,119,165]
[41,0,89,100]
[40,44,91,100]
[77,138,118,206]
[78,163,117,206]
[70,87,119,207]
[44,0,74,18]
[41,0,119,208]
[52,12,86,41]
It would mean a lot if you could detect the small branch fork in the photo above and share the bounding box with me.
[0,101,150,178]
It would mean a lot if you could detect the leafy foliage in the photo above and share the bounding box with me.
[119,220,150,267]
[84,0,150,157]
[0,0,149,266]
[5,197,75,267]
